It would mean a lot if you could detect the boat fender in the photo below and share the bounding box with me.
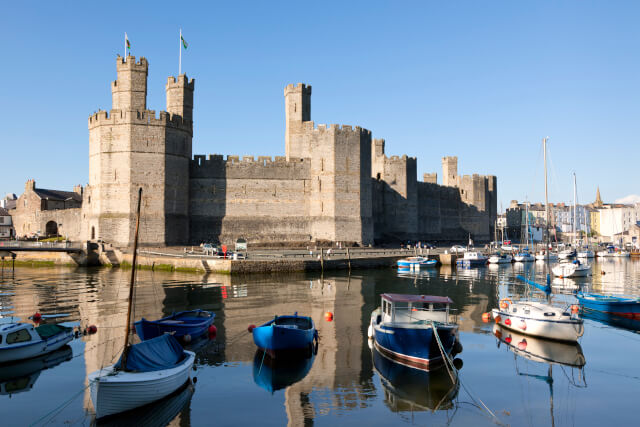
[453,340,463,354]
[571,305,579,314]
[324,312,334,322]
[367,324,373,338]
[494,315,502,324]
[88,325,97,334]
[183,334,192,343]
[519,320,526,331]
[248,324,256,333]
[33,312,42,322]
[482,312,491,323]
[453,358,463,370]
[505,336,512,344]
[517,339,527,351]
[208,325,217,338]
[504,318,511,326]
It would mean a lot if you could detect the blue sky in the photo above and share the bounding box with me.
[2,1,639,210]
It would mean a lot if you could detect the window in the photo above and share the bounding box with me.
[6,328,32,344]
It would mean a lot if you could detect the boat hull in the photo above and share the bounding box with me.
[252,317,317,352]
[135,310,215,341]
[551,263,591,278]
[0,328,74,364]
[372,323,457,371]
[491,308,583,342]
[456,259,486,267]
[576,293,640,319]
[89,351,195,419]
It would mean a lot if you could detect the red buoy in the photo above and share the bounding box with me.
[505,336,512,344]
[248,324,256,333]
[33,312,42,322]
[504,318,511,326]
[208,325,217,338]
[324,312,334,322]
[88,325,98,334]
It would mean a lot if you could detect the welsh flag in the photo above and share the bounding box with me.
[181,35,188,49]
[125,33,131,51]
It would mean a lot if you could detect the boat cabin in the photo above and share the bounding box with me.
[0,323,41,348]
[463,251,486,260]
[380,294,455,325]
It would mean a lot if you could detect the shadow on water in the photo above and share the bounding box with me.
[252,349,316,394]
[0,345,72,396]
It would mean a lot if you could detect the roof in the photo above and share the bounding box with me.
[382,293,453,304]
[34,188,82,203]
[3,199,16,210]
[0,207,9,216]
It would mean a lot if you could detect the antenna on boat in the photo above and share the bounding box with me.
[120,187,143,370]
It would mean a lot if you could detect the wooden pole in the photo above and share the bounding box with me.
[320,247,324,272]
[346,247,351,271]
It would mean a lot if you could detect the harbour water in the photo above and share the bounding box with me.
[0,259,639,426]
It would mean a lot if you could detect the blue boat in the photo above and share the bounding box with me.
[576,292,640,319]
[252,349,315,393]
[252,313,318,353]
[368,294,460,371]
[135,309,215,341]
[397,257,437,269]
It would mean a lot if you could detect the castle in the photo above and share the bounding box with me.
[10,55,496,247]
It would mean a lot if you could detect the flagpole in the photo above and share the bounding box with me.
[124,32,127,61]
[179,28,182,76]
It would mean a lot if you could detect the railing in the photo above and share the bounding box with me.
[0,240,83,250]
[391,306,458,324]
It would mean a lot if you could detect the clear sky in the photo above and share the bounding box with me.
[2,1,639,210]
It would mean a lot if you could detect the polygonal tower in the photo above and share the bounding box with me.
[86,56,194,247]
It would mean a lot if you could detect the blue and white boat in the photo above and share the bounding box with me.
[135,309,215,341]
[576,292,640,319]
[368,294,460,371]
[252,314,318,354]
[397,257,437,269]
[513,248,535,263]
[0,323,74,364]
[456,251,488,267]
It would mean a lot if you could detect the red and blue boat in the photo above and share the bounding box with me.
[251,313,318,354]
[135,309,215,341]
[368,294,460,371]
[576,292,640,319]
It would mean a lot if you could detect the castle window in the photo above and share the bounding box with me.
[294,103,297,113]
[376,173,381,181]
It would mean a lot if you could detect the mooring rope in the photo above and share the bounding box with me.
[29,384,90,427]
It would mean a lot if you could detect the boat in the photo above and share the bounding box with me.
[491,299,584,342]
[513,248,535,262]
[488,253,512,264]
[577,249,594,258]
[455,251,488,267]
[89,188,196,420]
[397,257,437,269]
[252,349,315,393]
[551,259,591,278]
[0,345,72,396]
[0,323,74,364]
[576,292,640,319]
[535,249,558,261]
[614,249,630,258]
[368,294,461,370]
[372,344,459,413]
[558,248,576,260]
[135,309,215,341]
[251,313,318,354]
[597,245,616,257]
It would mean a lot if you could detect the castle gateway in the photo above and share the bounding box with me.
[17,55,496,247]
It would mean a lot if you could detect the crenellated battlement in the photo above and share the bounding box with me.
[166,74,195,90]
[299,121,372,136]
[88,109,192,132]
[116,55,148,70]
[284,83,312,96]
[192,154,307,168]
[190,153,310,180]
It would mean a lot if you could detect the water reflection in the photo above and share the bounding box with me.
[581,310,640,333]
[253,350,316,393]
[0,345,72,396]
[372,347,459,413]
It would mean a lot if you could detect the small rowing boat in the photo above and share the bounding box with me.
[251,313,318,354]
[576,292,640,319]
[135,309,215,341]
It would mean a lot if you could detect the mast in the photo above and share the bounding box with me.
[543,137,549,247]
[573,173,577,246]
[120,187,143,370]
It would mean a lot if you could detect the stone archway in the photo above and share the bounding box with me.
[45,221,58,237]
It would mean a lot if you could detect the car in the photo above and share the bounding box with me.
[450,245,467,253]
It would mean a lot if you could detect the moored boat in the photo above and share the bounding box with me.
[551,260,591,278]
[535,250,558,261]
[135,309,215,341]
[0,323,74,364]
[397,257,437,269]
[488,253,512,264]
[368,294,460,371]
[576,292,640,319]
[455,251,487,267]
[491,299,583,342]
[251,314,318,353]
[513,249,535,262]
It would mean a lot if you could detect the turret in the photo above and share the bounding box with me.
[284,83,311,159]
[166,74,195,122]
[442,156,458,187]
[111,55,148,111]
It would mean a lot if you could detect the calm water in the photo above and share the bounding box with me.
[1,259,639,426]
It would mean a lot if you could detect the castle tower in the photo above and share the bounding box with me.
[86,56,193,247]
[442,156,458,187]
[166,74,194,122]
[284,83,312,160]
[112,56,148,111]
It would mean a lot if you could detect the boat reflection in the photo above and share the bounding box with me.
[396,269,437,280]
[372,346,459,413]
[0,344,72,396]
[252,349,316,393]
[581,310,640,333]
[550,277,583,294]
[492,324,586,367]
[97,379,195,426]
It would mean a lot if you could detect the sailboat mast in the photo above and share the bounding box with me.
[573,173,577,245]
[543,137,549,246]
[121,187,143,369]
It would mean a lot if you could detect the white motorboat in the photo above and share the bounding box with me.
[0,323,73,364]
[456,251,488,267]
[558,249,576,260]
[513,251,535,262]
[89,188,196,419]
[577,250,594,258]
[535,250,558,261]
[491,299,583,342]
[551,260,591,278]
[488,253,512,264]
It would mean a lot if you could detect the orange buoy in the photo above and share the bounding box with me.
[505,318,511,326]
[482,312,491,323]
[248,324,256,333]
[324,312,334,322]
[500,302,508,309]
[494,315,502,324]
[571,304,580,314]
[520,320,527,331]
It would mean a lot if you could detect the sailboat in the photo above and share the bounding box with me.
[552,174,591,278]
[89,189,196,420]
[514,203,535,262]
[536,137,559,262]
